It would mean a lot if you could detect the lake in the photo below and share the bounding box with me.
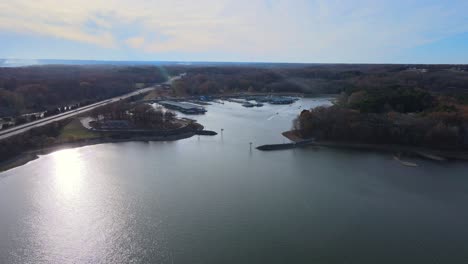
[1,98,468,263]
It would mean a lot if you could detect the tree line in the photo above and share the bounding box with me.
[0,119,68,162]
[90,102,178,130]
[166,64,468,97]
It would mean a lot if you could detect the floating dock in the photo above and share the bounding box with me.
[159,101,207,114]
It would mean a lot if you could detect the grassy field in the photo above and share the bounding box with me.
[59,118,99,141]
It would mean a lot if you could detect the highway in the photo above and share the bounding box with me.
[0,87,155,141]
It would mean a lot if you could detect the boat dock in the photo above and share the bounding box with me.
[159,101,207,114]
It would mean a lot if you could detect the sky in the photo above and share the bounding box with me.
[0,0,467,64]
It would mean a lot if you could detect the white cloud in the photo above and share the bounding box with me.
[125,36,145,49]
[0,0,117,47]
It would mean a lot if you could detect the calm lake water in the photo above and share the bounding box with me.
[1,98,468,264]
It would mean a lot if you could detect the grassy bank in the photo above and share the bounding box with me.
[58,119,99,141]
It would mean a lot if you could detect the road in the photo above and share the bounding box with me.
[164,73,184,84]
[0,87,155,141]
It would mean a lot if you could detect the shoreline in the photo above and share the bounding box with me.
[0,132,196,173]
[282,130,468,161]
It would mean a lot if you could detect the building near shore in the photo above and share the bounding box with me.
[159,101,207,114]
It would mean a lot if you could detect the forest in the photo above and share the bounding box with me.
[0,65,167,117]
[295,85,468,150]
[166,64,468,97]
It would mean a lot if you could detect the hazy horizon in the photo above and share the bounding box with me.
[0,58,467,68]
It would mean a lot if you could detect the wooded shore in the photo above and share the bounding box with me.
[282,130,468,161]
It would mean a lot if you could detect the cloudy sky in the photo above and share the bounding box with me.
[0,0,467,63]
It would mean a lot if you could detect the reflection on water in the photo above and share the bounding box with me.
[52,149,83,200]
[1,98,468,263]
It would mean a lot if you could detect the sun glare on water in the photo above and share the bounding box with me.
[51,149,84,199]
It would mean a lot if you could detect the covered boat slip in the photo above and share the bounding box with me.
[159,101,207,114]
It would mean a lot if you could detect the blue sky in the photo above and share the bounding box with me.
[0,0,467,63]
